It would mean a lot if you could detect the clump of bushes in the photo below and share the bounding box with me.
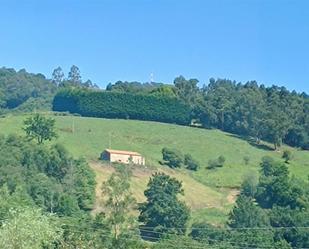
[282,150,293,163]
[207,155,226,169]
[184,154,199,171]
[161,148,183,168]
[161,148,199,171]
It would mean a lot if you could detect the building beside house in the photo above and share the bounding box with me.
[101,149,145,165]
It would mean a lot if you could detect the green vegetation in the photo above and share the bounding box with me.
[139,173,190,238]
[100,165,143,248]
[0,208,61,249]
[161,147,183,168]
[0,113,308,228]
[52,88,191,125]
[208,155,226,169]
[23,114,57,144]
[1,66,308,151]
[161,148,199,170]
[282,149,293,163]
[0,66,308,247]
[0,67,56,112]
[1,114,308,187]
[104,77,309,150]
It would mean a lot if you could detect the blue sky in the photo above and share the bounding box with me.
[0,0,308,92]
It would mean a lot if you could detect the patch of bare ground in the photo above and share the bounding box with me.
[89,160,227,214]
[225,188,240,204]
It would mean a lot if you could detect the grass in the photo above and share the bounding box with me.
[1,113,308,225]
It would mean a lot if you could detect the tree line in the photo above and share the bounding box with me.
[105,77,309,150]
[52,88,191,125]
[1,65,308,149]
[0,65,98,114]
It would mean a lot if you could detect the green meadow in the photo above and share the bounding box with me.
[1,113,308,224]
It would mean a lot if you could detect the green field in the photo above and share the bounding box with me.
[1,113,308,224]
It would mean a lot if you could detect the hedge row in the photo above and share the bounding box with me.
[52,89,191,125]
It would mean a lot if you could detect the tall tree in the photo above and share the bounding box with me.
[139,172,190,238]
[174,76,199,106]
[52,66,64,86]
[68,65,82,85]
[101,164,141,248]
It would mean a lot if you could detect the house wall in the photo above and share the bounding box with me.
[109,153,145,165]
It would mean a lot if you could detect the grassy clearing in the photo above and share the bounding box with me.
[1,113,308,224]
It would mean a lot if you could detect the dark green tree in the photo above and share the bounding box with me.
[282,150,293,163]
[23,114,57,144]
[139,172,190,238]
[184,154,199,171]
[228,194,270,228]
[161,148,183,168]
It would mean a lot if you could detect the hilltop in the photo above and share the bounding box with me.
[1,113,308,224]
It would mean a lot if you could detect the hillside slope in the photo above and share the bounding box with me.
[0,113,308,224]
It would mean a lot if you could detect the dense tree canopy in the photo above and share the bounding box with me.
[23,114,57,144]
[139,173,190,238]
[0,67,57,112]
[53,88,191,125]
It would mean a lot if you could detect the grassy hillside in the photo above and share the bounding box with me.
[1,113,308,224]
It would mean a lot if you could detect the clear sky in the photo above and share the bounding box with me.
[0,0,308,92]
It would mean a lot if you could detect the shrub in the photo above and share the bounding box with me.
[243,156,250,165]
[207,155,226,169]
[162,148,183,168]
[282,150,293,163]
[207,159,218,169]
[218,155,226,167]
[184,154,199,171]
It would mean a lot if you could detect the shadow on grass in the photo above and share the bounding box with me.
[226,133,274,151]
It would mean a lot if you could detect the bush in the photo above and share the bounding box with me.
[207,155,226,169]
[218,155,226,166]
[282,150,293,163]
[184,154,199,171]
[207,159,218,169]
[161,148,183,168]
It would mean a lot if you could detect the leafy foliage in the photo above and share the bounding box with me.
[139,173,190,238]
[195,79,309,150]
[228,194,270,228]
[184,153,199,171]
[0,208,61,249]
[161,147,183,168]
[23,114,57,144]
[282,150,293,163]
[101,164,140,248]
[0,67,56,111]
[0,135,95,216]
[53,88,191,125]
[207,155,226,169]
